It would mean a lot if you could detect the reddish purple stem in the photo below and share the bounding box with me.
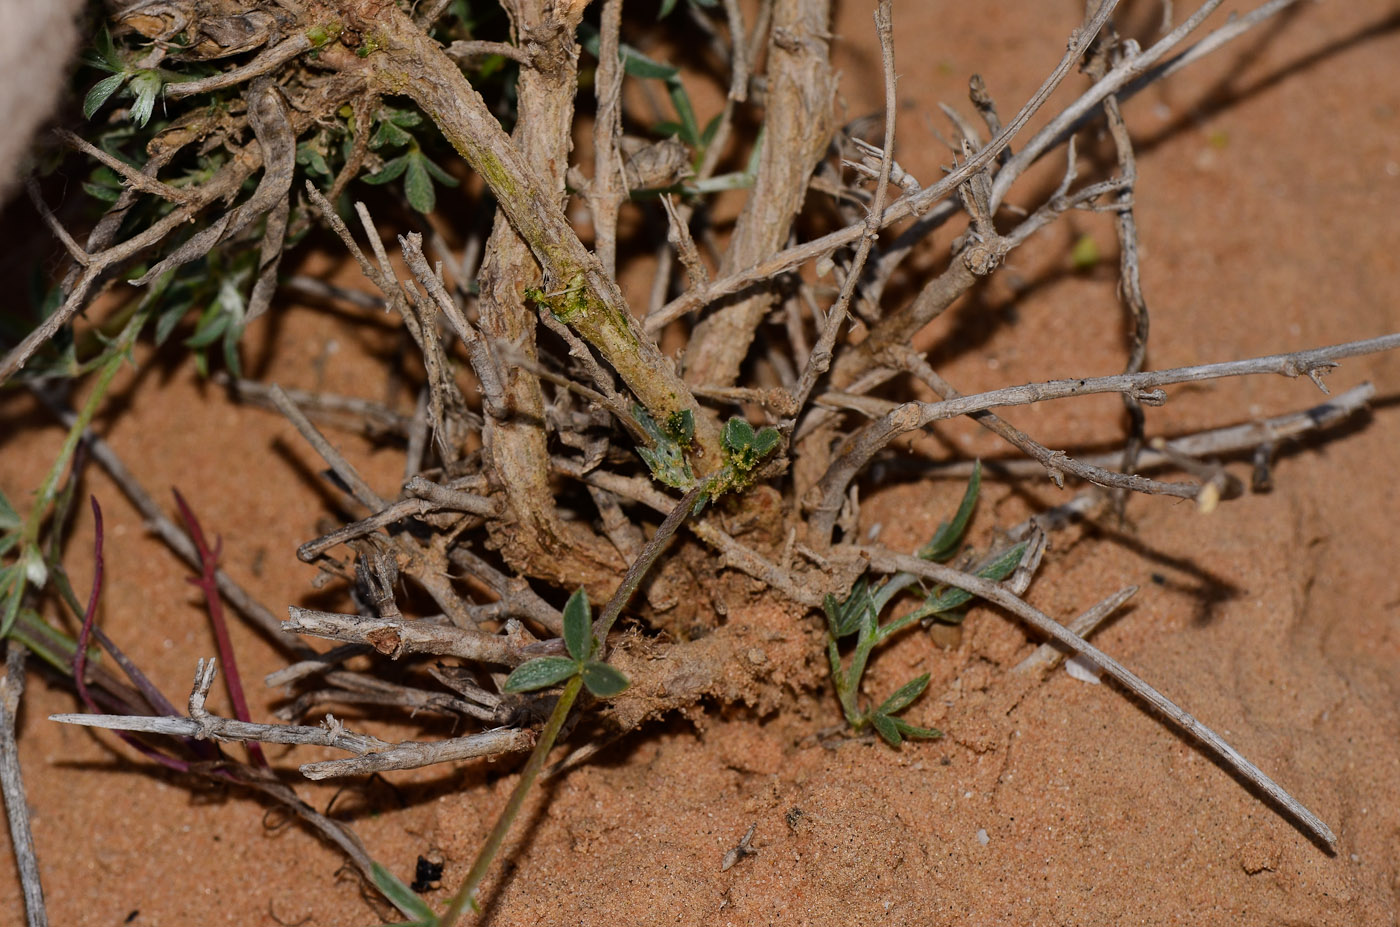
[75,497,193,772]
[72,497,105,714]
[171,488,267,768]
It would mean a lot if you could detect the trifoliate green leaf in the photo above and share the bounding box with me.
[128,71,162,128]
[823,576,873,640]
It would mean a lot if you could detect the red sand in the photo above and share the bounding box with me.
[3,2,1399,924]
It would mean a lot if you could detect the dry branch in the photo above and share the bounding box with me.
[857,547,1336,850]
[52,660,534,780]
[285,608,520,665]
[1,645,47,927]
[810,334,1400,541]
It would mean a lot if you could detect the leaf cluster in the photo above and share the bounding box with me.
[633,408,781,509]
[579,23,721,167]
[82,26,202,128]
[360,106,460,214]
[823,463,1026,746]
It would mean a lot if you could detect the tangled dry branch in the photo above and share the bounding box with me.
[5,0,1396,918]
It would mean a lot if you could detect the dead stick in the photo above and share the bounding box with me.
[1,645,48,927]
[858,547,1336,850]
[1012,586,1138,675]
[270,384,385,510]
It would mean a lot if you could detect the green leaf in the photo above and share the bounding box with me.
[979,542,1027,581]
[634,405,695,489]
[503,657,580,693]
[370,862,436,922]
[362,154,409,185]
[562,587,593,662]
[701,112,723,148]
[154,300,193,346]
[870,712,902,747]
[296,141,332,177]
[221,321,244,378]
[658,0,679,17]
[921,461,980,562]
[580,661,629,698]
[183,308,230,349]
[666,77,701,148]
[371,119,414,150]
[921,542,1027,616]
[877,673,930,716]
[664,409,694,445]
[474,54,506,79]
[750,426,781,457]
[823,577,873,639]
[386,108,423,129]
[84,73,127,120]
[403,154,436,213]
[891,717,942,740]
[420,157,459,188]
[579,24,679,80]
[90,24,122,72]
[0,565,24,638]
[0,491,19,533]
[626,51,680,81]
[82,180,123,203]
[8,608,80,675]
[722,417,756,452]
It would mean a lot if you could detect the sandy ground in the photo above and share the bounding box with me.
[3,1,1400,924]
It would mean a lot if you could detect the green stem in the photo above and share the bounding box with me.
[440,673,583,927]
[827,637,859,726]
[17,284,161,555]
[20,346,127,553]
[439,482,705,923]
[592,481,707,647]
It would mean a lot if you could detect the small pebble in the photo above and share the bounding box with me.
[976,829,989,846]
